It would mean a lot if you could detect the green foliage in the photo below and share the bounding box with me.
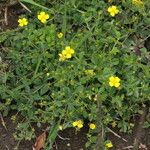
[0,0,150,149]
[20,0,49,10]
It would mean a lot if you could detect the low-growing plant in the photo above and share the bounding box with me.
[0,0,150,149]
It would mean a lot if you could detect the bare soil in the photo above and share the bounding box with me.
[0,4,26,30]
[0,112,150,150]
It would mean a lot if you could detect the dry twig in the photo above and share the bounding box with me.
[107,127,127,142]
[0,112,7,130]
[4,7,8,25]
[57,134,70,140]
[122,145,133,150]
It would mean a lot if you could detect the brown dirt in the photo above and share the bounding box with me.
[0,113,33,150]
[0,112,150,150]
[107,114,150,150]
[107,127,150,150]
[0,4,26,31]
[0,112,88,150]
[54,126,89,150]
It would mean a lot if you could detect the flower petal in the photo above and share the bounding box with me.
[114,82,120,88]
[109,81,114,87]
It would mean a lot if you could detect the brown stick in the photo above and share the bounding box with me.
[107,127,127,142]
[133,106,148,150]
[4,7,8,25]
[0,112,7,130]
[122,145,133,149]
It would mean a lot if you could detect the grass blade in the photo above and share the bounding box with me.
[20,0,49,10]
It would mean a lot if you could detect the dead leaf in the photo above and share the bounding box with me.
[33,131,47,150]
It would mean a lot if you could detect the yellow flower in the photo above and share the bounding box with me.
[57,32,63,38]
[62,50,72,59]
[72,121,78,127]
[77,120,83,129]
[107,6,119,17]
[111,121,117,128]
[85,69,95,76]
[109,76,121,88]
[18,18,28,27]
[64,46,75,58]
[11,115,16,123]
[72,120,83,129]
[62,46,74,58]
[89,123,96,130]
[77,122,83,128]
[59,46,74,61]
[38,12,49,23]
[105,141,113,148]
[59,53,67,61]
[132,0,143,5]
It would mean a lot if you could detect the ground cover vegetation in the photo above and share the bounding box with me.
[0,0,150,149]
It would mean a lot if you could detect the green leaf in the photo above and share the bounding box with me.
[47,122,59,149]
[110,47,120,55]
[40,84,50,95]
